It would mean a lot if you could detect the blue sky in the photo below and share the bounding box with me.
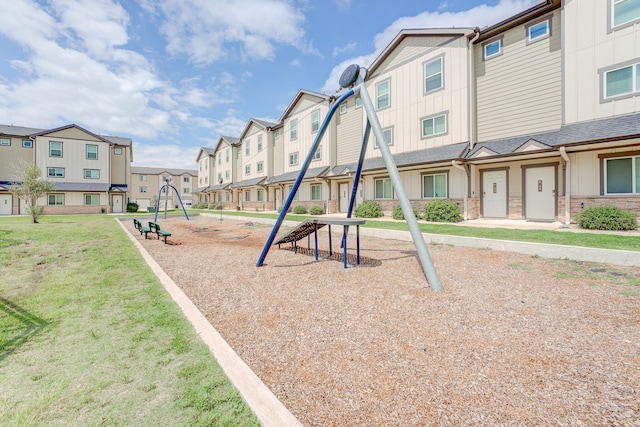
[0,0,535,169]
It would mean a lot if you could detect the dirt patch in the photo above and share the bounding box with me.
[124,216,640,426]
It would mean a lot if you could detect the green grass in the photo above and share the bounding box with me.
[0,215,258,427]
[190,209,640,252]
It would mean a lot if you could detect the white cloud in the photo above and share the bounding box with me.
[148,0,314,64]
[133,143,199,169]
[332,42,357,57]
[332,0,352,11]
[321,0,536,92]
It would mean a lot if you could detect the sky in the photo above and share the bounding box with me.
[0,0,536,170]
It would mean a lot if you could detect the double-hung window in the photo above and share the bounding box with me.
[340,104,347,114]
[376,80,390,109]
[245,164,251,175]
[140,186,147,193]
[85,194,100,206]
[290,119,298,140]
[183,176,189,183]
[483,38,502,60]
[245,191,251,202]
[374,128,393,148]
[311,184,322,201]
[424,57,443,93]
[311,110,320,132]
[47,167,64,178]
[84,169,100,179]
[257,189,264,202]
[423,173,447,198]
[603,61,640,99]
[421,113,447,138]
[86,144,98,160]
[605,155,640,194]
[50,141,62,157]
[245,140,250,156]
[289,152,299,166]
[312,145,321,161]
[375,178,393,199]
[612,0,640,28]
[257,135,263,151]
[257,161,264,173]
[226,149,229,163]
[48,194,64,206]
[225,170,230,180]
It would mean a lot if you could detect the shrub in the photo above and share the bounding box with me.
[293,205,308,214]
[354,200,383,218]
[423,199,462,222]
[577,205,638,231]
[309,206,324,215]
[208,204,223,210]
[392,204,419,220]
[191,203,207,209]
[126,202,139,213]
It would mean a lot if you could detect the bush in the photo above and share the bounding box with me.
[392,204,419,220]
[208,204,223,210]
[423,199,462,222]
[191,203,207,209]
[577,205,638,231]
[354,200,383,218]
[293,205,308,214]
[126,202,139,213]
[309,206,324,215]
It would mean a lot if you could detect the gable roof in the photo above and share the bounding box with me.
[238,118,279,141]
[131,166,197,176]
[29,123,113,144]
[279,89,331,122]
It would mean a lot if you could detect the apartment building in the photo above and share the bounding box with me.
[130,166,197,210]
[0,123,132,215]
[197,0,640,223]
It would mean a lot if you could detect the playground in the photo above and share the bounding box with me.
[124,215,640,426]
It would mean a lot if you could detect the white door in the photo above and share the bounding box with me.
[525,166,556,220]
[0,195,12,215]
[339,183,349,212]
[482,170,507,218]
[19,199,27,215]
[137,199,150,210]
[113,195,123,213]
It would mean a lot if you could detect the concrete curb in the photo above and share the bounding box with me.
[116,219,303,427]
[213,214,640,267]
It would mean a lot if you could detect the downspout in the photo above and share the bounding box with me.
[468,28,481,151]
[451,160,468,220]
[559,146,570,225]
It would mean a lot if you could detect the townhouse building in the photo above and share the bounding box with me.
[130,166,197,211]
[0,124,132,215]
[197,0,640,223]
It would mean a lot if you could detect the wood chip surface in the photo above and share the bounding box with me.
[125,216,640,426]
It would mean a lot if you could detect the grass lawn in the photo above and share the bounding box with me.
[191,209,640,252]
[0,215,258,426]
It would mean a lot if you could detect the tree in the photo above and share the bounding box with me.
[9,163,55,223]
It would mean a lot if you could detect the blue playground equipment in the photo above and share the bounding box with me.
[153,178,190,222]
[256,64,442,291]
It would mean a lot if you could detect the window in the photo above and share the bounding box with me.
[257,161,264,173]
[257,189,264,202]
[140,175,147,181]
[289,185,298,201]
[257,135,263,151]
[422,113,447,138]
[245,191,251,202]
[84,169,100,179]
[527,19,550,42]
[275,130,280,139]
[424,57,443,93]
[49,141,62,157]
[225,170,230,180]
[290,119,298,140]
[376,80,390,109]
[183,176,189,183]
[140,186,147,193]
[245,139,250,156]
[312,145,322,161]
[613,0,640,28]
[85,194,100,206]
[47,167,64,178]
[605,156,640,194]
[355,96,362,108]
[245,165,251,175]
[22,140,32,148]
[340,103,347,114]
[289,152,299,166]
[205,159,208,169]
[86,144,98,160]
[226,192,230,202]
[375,178,393,199]
[311,110,320,132]
[183,188,190,194]
[0,138,10,146]
[114,147,122,155]
[483,38,502,60]
[218,155,221,165]
[226,149,229,163]
[237,149,240,160]
[423,173,447,198]
[217,172,222,182]
[48,194,64,206]
[311,184,321,201]
[603,61,640,99]
[374,128,393,148]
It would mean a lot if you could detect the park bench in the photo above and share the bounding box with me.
[133,218,151,239]
[149,221,172,244]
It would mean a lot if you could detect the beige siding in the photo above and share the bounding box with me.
[0,138,33,181]
[475,9,562,142]
[374,36,453,72]
[35,136,110,184]
[110,145,128,184]
[273,133,284,176]
[564,0,640,123]
[336,97,364,165]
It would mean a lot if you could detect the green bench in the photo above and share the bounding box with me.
[149,221,172,244]
[133,218,151,238]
